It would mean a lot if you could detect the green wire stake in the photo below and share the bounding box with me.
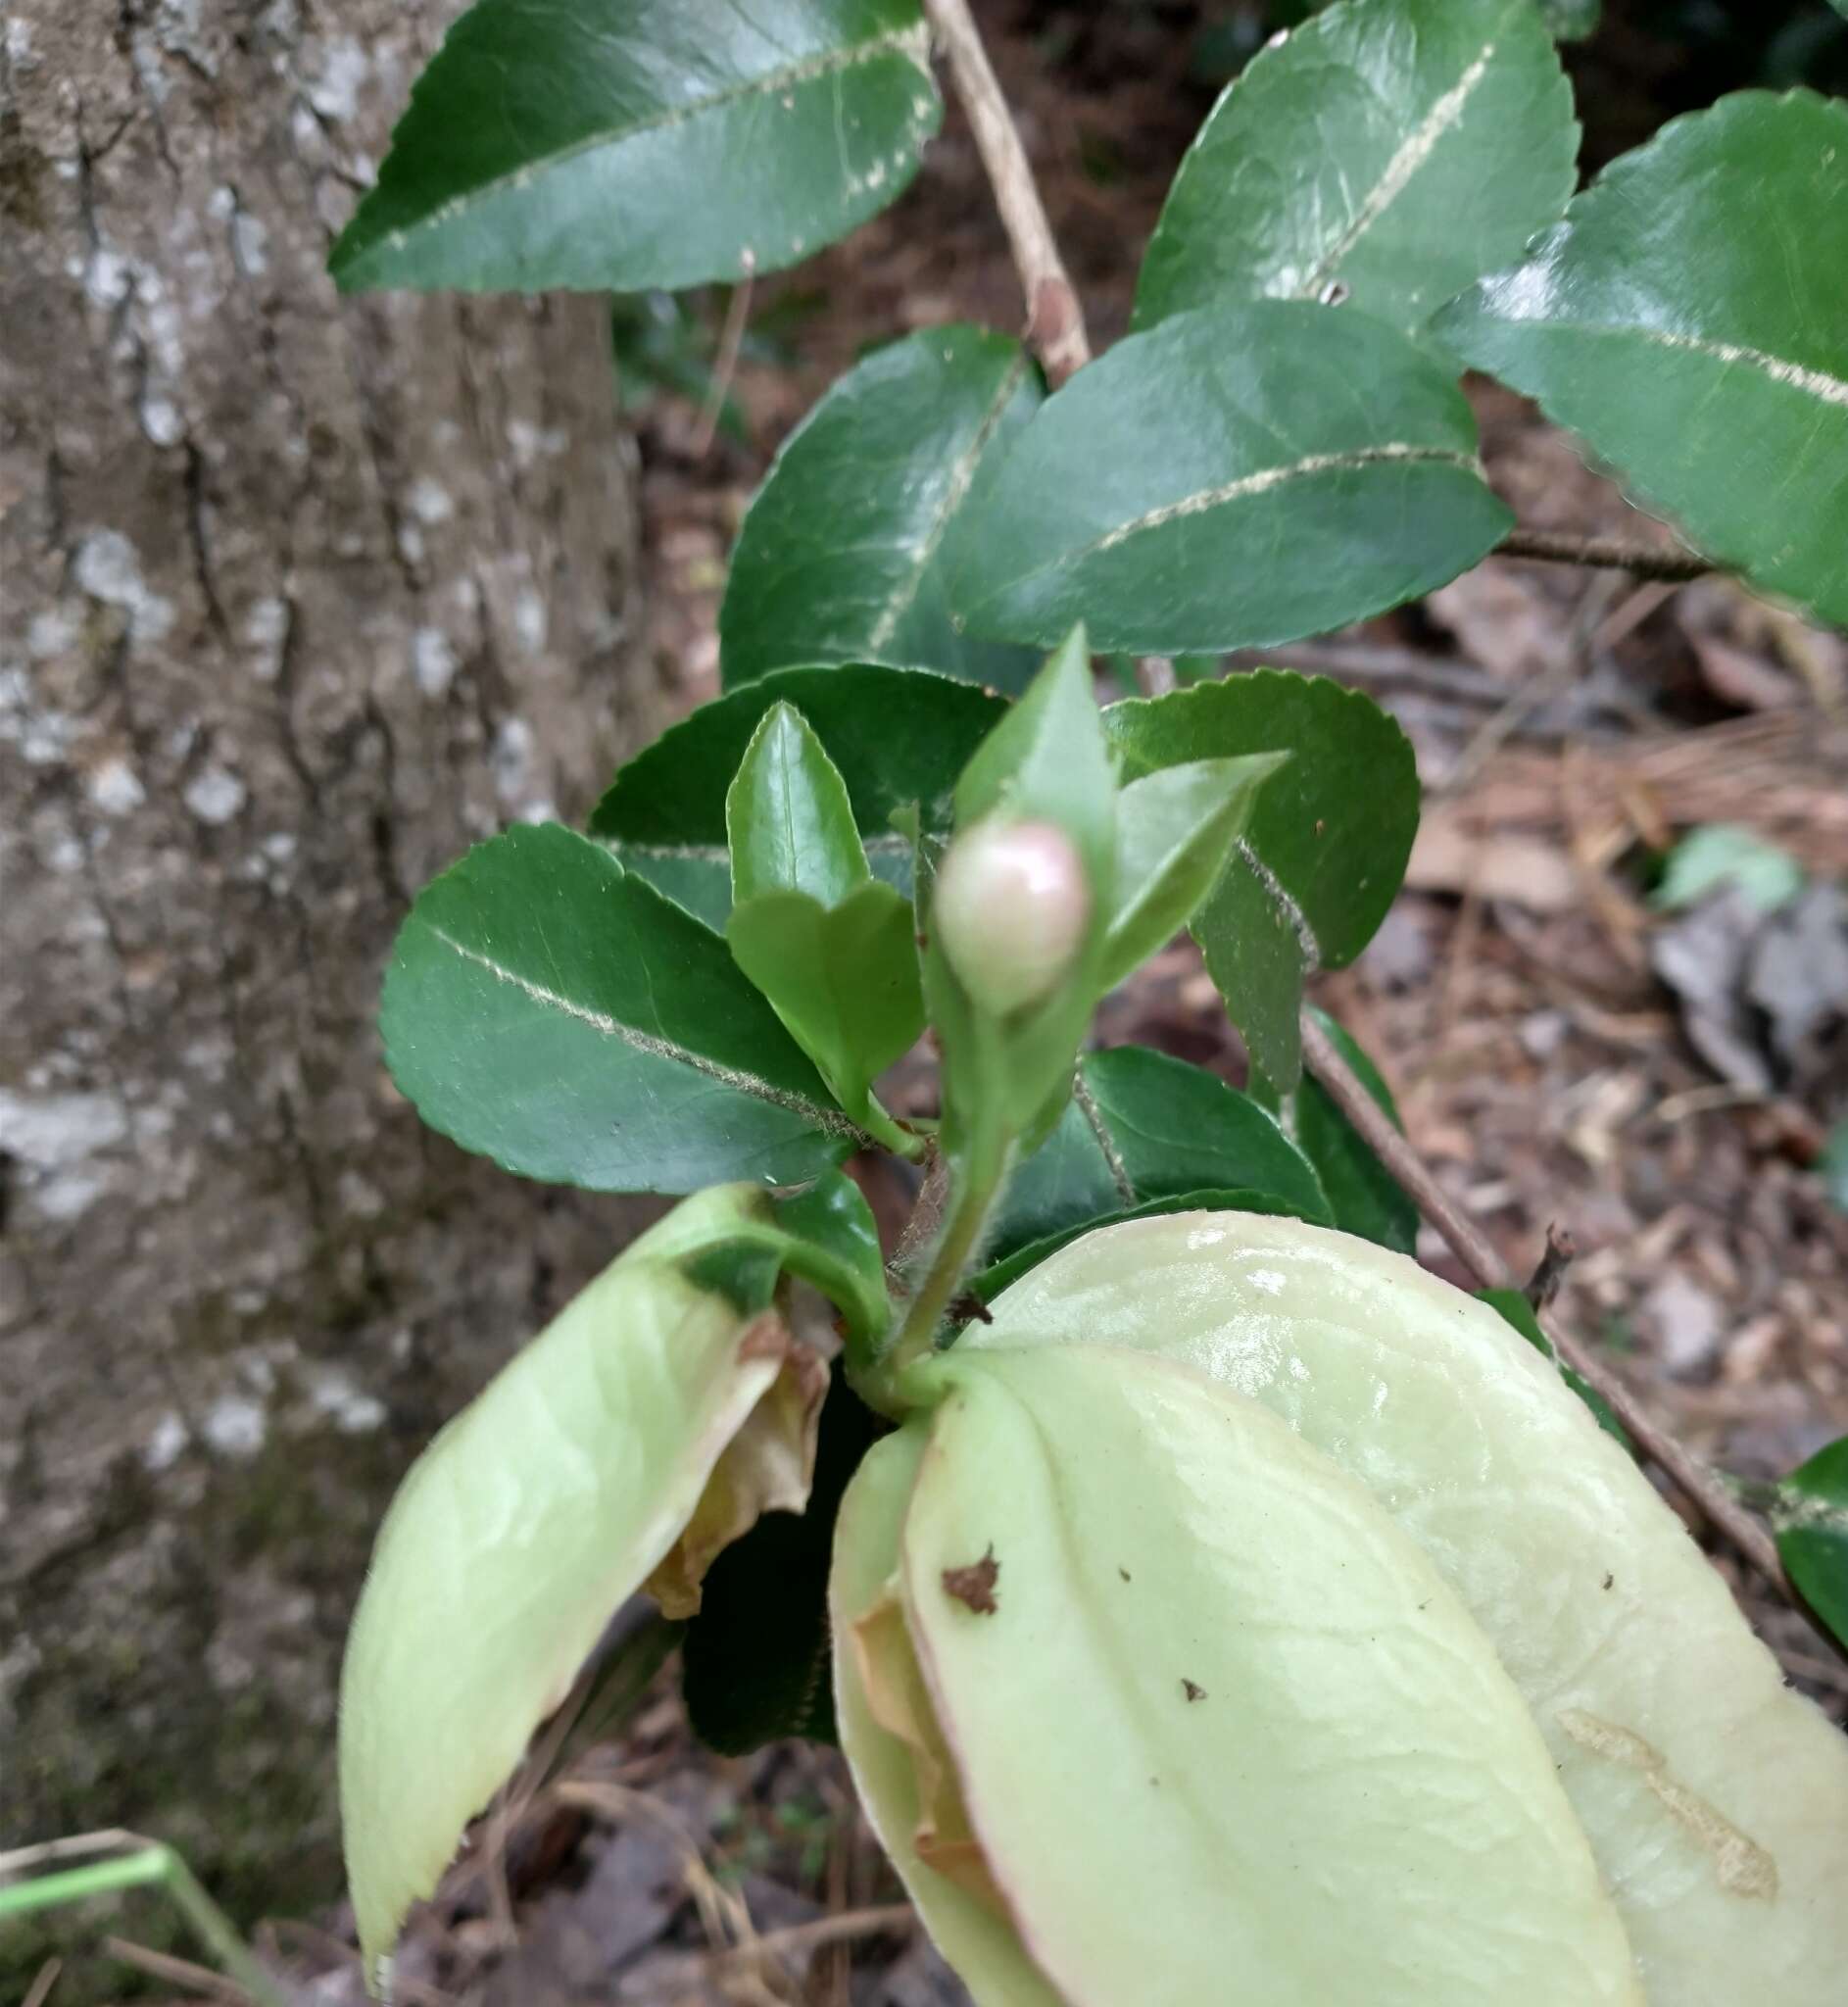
[0,1836,291,2007]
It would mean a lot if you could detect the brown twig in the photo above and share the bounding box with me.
[921,0,1090,386]
[22,1959,62,2007]
[1296,1007,1796,1607]
[690,259,754,458]
[1496,526,1712,583]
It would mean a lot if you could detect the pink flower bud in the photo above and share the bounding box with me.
[933,819,1091,1016]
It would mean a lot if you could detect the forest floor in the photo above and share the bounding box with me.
[98,6,1848,2003]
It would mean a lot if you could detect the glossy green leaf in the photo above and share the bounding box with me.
[682,1376,886,1753]
[968,1209,1848,2005]
[1775,1438,1848,1653]
[330,0,941,295]
[1105,672,1420,1087]
[1135,0,1577,341]
[726,702,868,907]
[720,327,1045,692]
[726,882,924,1130]
[889,1344,1640,2007]
[591,665,1008,928]
[945,301,1511,655]
[1436,90,1848,628]
[341,1183,866,1978]
[930,630,1117,1152]
[1102,753,1288,989]
[1253,1006,1418,1252]
[381,823,861,1193]
[988,1044,1331,1258]
[1476,1288,1631,1448]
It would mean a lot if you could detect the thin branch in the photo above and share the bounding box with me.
[1296,1007,1797,1608]
[1496,526,1712,583]
[922,0,1090,385]
[690,259,754,457]
[1137,654,1179,697]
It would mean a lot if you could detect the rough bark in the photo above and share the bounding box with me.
[0,0,660,1976]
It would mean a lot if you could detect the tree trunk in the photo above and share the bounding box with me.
[0,0,659,1973]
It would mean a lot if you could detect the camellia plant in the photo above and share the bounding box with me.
[327,0,1848,2000]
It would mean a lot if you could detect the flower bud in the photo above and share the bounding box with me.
[932,819,1091,1016]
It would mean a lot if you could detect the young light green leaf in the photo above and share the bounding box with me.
[726,881,924,1133]
[1252,1007,1418,1253]
[988,1044,1331,1258]
[1436,90,1848,628]
[1135,0,1578,341]
[1104,672,1420,1087]
[726,702,868,907]
[329,0,941,295]
[381,823,861,1193]
[341,1181,875,1979]
[1773,1438,1848,1654]
[1102,753,1288,989]
[1652,823,1805,914]
[682,1375,885,1754]
[591,664,1008,928]
[944,301,1511,655]
[967,1209,1848,2005]
[720,327,1045,692]
[888,1345,1641,2007]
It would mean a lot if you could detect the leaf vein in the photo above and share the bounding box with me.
[346,20,933,273]
[1296,21,1510,300]
[423,923,864,1140]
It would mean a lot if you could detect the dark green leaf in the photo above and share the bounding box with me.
[1104,671,1420,1086]
[1823,1121,1848,1215]
[330,0,941,295]
[1136,0,1577,341]
[726,882,925,1131]
[591,665,1008,927]
[1477,1289,1631,1448]
[960,1187,1310,1317]
[726,702,867,906]
[763,1170,891,1350]
[1436,91,1848,629]
[945,300,1511,654]
[1103,754,1288,989]
[1253,1007,1418,1253]
[1775,1438,1848,1652]
[682,1377,887,1753]
[988,1044,1331,1258]
[720,327,1044,691]
[381,823,860,1193]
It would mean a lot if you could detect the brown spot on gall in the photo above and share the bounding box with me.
[1182,1679,1206,1703]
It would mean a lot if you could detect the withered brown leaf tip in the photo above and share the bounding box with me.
[942,1545,1000,1615]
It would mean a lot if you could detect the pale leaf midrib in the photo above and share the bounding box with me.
[425,923,862,1138]
[1538,319,1848,412]
[1072,1069,1137,1206]
[1295,12,1515,300]
[866,350,1032,654]
[345,19,932,271]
